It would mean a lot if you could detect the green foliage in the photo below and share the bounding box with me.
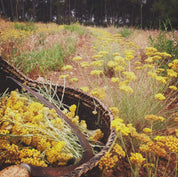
[118,26,133,38]
[149,19,178,67]
[64,23,87,36]
[14,37,76,75]
[14,22,36,32]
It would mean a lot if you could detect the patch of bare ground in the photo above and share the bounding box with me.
[36,33,97,89]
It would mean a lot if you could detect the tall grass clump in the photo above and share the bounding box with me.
[14,36,76,74]
[149,19,178,69]
[14,21,37,32]
[64,23,87,36]
[118,26,134,38]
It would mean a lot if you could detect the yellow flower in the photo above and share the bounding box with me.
[167,69,177,78]
[152,55,162,60]
[99,152,118,170]
[139,141,167,157]
[59,74,69,79]
[174,117,178,122]
[155,76,167,84]
[168,59,178,71]
[112,52,120,56]
[143,64,154,69]
[143,163,155,168]
[109,107,119,116]
[155,93,166,101]
[145,57,153,63]
[80,86,89,92]
[61,65,73,71]
[169,85,177,91]
[130,153,145,166]
[69,104,77,113]
[154,136,178,153]
[147,71,157,78]
[156,68,165,74]
[144,114,165,122]
[107,61,117,68]
[90,60,104,67]
[160,52,172,58]
[72,56,82,61]
[114,56,125,64]
[80,62,90,67]
[114,65,125,72]
[70,77,78,82]
[111,119,130,136]
[143,128,152,134]
[119,80,130,87]
[90,129,104,142]
[145,47,157,53]
[90,70,102,76]
[122,71,136,81]
[134,61,141,65]
[119,85,133,94]
[98,51,109,56]
[135,66,143,70]
[111,77,119,83]
[90,88,106,100]
[113,143,125,158]
[92,54,103,59]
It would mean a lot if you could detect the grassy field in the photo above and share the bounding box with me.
[0,18,178,176]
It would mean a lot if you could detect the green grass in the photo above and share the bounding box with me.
[119,26,133,38]
[14,37,76,75]
[14,21,37,32]
[149,19,178,69]
[64,23,87,36]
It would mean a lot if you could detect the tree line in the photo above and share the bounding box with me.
[0,0,178,29]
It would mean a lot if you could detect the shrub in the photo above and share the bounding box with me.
[119,26,133,38]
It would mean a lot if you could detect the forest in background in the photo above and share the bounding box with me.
[0,0,178,29]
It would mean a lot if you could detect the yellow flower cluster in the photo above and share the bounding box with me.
[0,90,103,167]
[109,107,119,116]
[167,69,177,78]
[111,118,130,136]
[168,85,177,90]
[80,61,90,67]
[154,93,166,101]
[112,143,125,158]
[139,141,167,157]
[111,77,120,83]
[61,65,73,71]
[130,152,145,167]
[72,56,82,61]
[90,60,104,67]
[154,136,178,153]
[90,87,106,101]
[144,114,165,122]
[90,70,103,76]
[168,59,178,71]
[122,71,136,81]
[99,151,118,170]
[59,74,70,79]
[80,86,89,92]
[119,85,133,94]
[143,128,152,134]
[155,76,167,84]
[90,129,104,142]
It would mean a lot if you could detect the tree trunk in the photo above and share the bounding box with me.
[49,0,52,21]
[16,0,19,20]
[1,0,6,16]
[10,0,14,20]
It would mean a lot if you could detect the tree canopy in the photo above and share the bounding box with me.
[0,0,178,29]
